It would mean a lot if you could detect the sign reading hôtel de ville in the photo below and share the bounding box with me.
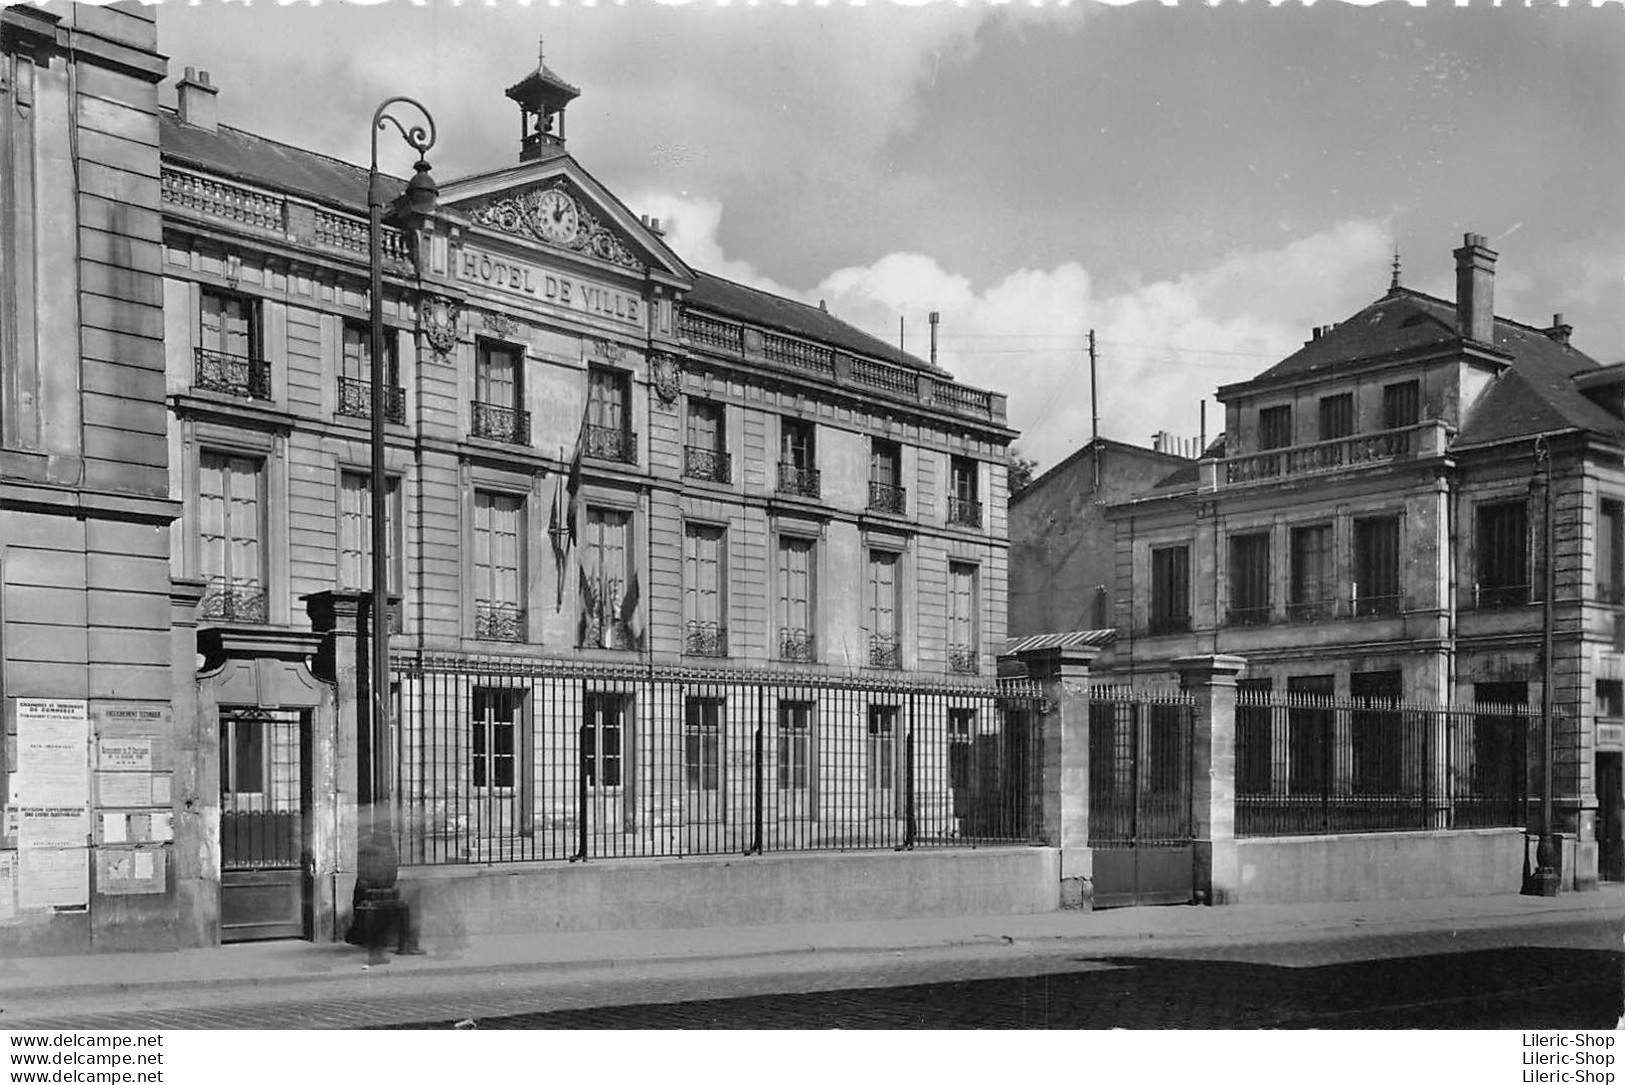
[456,246,643,329]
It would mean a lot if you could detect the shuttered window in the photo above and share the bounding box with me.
[868,549,900,640]
[1353,516,1401,616]
[587,366,628,430]
[1149,545,1191,635]
[1475,500,1529,606]
[1228,533,1270,625]
[1382,380,1420,429]
[777,535,815,660]
[199,452,265,607]
[475,341,520,409]
[473,491,524,610]
[338,471,401,592]
[1318,393,1354,440]
[1258,405,1293,450]
[1289,525,1333,618]
[948,562,978,666]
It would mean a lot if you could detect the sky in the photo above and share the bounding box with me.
[153,1,1625,471]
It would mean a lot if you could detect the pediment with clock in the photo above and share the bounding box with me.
[451,175,655,275]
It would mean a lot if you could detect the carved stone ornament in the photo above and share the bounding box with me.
[650,352,682,408]
[593,337,626,365]
[482,309,519,339]
[418,296,461,360]
[467,181,644,272]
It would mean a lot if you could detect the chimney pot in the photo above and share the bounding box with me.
[1312,327,1322,341]
[177,66,220,132]
[1545,313,1573,345]
[1453,231,1497,345]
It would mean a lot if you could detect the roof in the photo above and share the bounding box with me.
[506,63,581,107]
[686,272,943,374]
[1015,436,1194,503]
[1000,629,1117,657]
[1242,289,1466,386]
[1152,434,1227,490]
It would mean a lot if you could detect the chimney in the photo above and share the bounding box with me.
[1453,232,1497,345]
[177,67,218,132]
[928,311,940,368]
[1544,312,1573,346]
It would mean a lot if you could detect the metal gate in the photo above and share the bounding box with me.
[1088,694,1194,908]
[219,708,310,942]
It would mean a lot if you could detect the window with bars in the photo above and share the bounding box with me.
[683,523,728,657]
[777,700,814,792]
[582,693,626,789]
[470,687,522,790]
[1236,677,1273,795]
[582,506,634,649]
[473,491,525,641]
[1350,670,1403,796]
[1227,532,1270,626]
[1600,499,1624,604]
[684,697,723,794]
[947,562,979,673]
[1258,405,1293,450]
[1475,500,1529,607]
[1382,380,1421,429]
[776,535,816,662]
[867,705,898,794]
[1318,393,1354,441]
[199,451,268,623]
[1287,674,1334,795]
[1353,516,1401,617]
[1149,544,1191,635]
[866,549,902,667]
[338,471,402,594]
[219,713,266,795]
[948,708,975,791]
[1289,524,1333,621]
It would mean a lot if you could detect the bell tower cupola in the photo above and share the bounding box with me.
[506,37,581,162]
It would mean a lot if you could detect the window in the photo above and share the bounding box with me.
[582,693,626,788]
[338,471,402,594]
[1353,516,1401,617]
[777,535,816,662]
[866,548,902,667]
[199,451,267,623]
[1149,544,1191,635]
[1318,393,1353,441]
[196,290,267,399]
[777,701,814,792]
[867,705,897,796]
[1597,680,1624,719]
[1289,525,1333,621]
[338,321,403,423]
[471,687,521,790]
[1475,500,1529,607]
[684,697,723,794]
[1258,405,1293,450]
[948,457,981,527]
[1382,380,1420,430]
[1350,670,1403,797]
[1235,678,1273,797]
[1227,533,1270,626]
[473,490,525,641]
[219,713,265,795]
[683,523,727,657]
[779,418,819,497]
[473,341,528,444]
[1287,675,1333,796]
[586,366,635,463]
[868,439,906,514]
[948,708,975,791]
[582,506,635,649]
[1600,499,1624,604]
[947,562,979,673]
[684,400,730,483]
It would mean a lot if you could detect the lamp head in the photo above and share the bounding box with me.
[390,157,439,228]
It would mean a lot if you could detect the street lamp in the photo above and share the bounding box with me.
[1526,434,1561,897]
[366,98,436,841]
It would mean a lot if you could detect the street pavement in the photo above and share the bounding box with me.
[1,886,1620,1029]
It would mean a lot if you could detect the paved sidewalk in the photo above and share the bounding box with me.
[2,886,1619,1028]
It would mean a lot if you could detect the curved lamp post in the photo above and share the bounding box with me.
[1527,435,1561,896]
[367,98,437,837]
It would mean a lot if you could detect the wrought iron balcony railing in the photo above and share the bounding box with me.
[1148,614,1192,636]
[194,348,271,400]
[684,620,729,658]
[582,615,636,651]
[1286,599,1335,623]
[779,627,816,663]
[200,582,268,624]
[869,633,901,669]
[947,496,983,528]
[777,463,821,499]
[474,601,526,642]
[947,644,979,675]
[867,481,907,515]
[337,376,405,424]
[1226,605,1272,628]
[1475,583,1530,609]
[683,446,732,485]
[471,401,531,445]
[1352,593,1402,618]
[585,424,637,465]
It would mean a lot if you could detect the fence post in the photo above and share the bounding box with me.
[572,721,589,862]
[750,714,764,856]
[303,589,366,942]
[1014,643,1099,909]
[1173,654,1247,906]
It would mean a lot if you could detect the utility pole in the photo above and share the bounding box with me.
[1089,329,1100,490]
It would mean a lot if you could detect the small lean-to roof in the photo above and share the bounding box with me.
[687,272,943,374]
[1000,629,1117,657]
[160,110,394,213]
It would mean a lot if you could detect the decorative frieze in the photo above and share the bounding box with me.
[466,181,643,272]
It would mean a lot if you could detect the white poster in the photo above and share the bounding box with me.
[99,813,128,844]
[97,738,152,773]
[18,808,90,849]
[151,775,172,807]
[96,772,154,809]
[19,847,88,909]
[150,812,173,843]
[17,699,89,807]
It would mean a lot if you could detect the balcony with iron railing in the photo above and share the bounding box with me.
[779,627,816,663]
[683,446,732,485]
[867,481,907,515]
[684,620,729,658]
[1226,605,1272,628]
[200,582,268,624]
[777,463,821,499]
[1286,599,1336,623]
[1474,583,1530,609]
[1147,613,1192,636]
[474,601,526,642]
[947,644,979,675]
[337,376,405,424]
[947,496,983,528]
[1351,592,1403,619]
[868,633,902,669]
[585,424,637,465]
[194,348,271,401]
[582,614,636,651]
[1215,422,1449,489]
[471,401,530,446]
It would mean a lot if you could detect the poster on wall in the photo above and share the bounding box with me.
[96,772,155,809]
[96,847,166,896]
[96,738,152,773]
[0,851,15,921]
[18,847,88,910]
[17,808,90,850]
[16,699,89,807]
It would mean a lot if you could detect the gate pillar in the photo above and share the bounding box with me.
[1016,644,1099,909]
[305,590,364,942]
[1173,654,1247,905]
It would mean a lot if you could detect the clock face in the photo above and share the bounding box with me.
[535,189,580,244]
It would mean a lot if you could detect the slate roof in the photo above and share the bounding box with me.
[1244,289,1463,386]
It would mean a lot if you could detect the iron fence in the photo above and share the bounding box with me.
[392,656,1046,864]
[1087,687,1195,849]
[1235,691,1538,836]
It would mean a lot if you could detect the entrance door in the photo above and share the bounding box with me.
[1088,698,1194,908]
[219,708,310,942]
[1599,753,1623,883]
